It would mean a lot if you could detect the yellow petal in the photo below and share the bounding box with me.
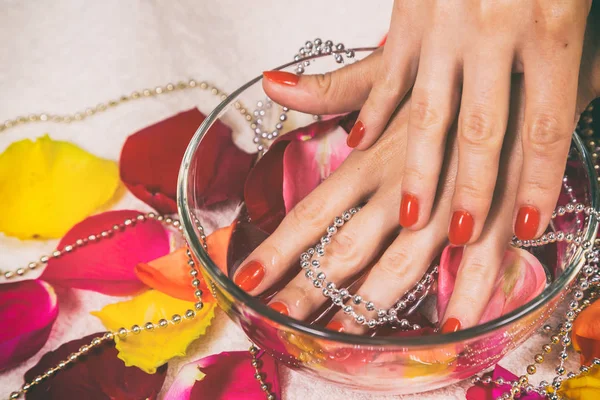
[91,290,216,373]
[0,135,120,239]
[558,365,600,400]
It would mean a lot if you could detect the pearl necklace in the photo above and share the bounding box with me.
[1,39,599,400]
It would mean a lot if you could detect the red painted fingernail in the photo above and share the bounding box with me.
[263,71,299,86]
[346,120,365,148]
[268,301,289,316]
[448,210,474,245]
[326,321,345,333]
[234,261,265,292]
[441,318,462,334]
[515,205,540,240]
[399,193,419,227]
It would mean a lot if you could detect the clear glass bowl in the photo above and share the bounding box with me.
[177,48,599,394]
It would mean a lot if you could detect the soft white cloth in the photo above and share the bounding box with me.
[0,1,579,398]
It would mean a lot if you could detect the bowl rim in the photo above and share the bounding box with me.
[177,47,600,347]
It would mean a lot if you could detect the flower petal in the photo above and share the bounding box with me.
[283,126,352,212]
[40,210,170,296]
[244,114,355,233]
[164,351,280,400]
[0,135,120,239]
[120,108,254,214]
[573,299,600,365]
[466,365,543,400]
[0,280,58,371]
[24,332,167,400]
[205,223,237,274]
[437,246,547,324]
[558,364,600,400]
[135,224,234,301]
[91,290,216,373]
[135,248,210,302]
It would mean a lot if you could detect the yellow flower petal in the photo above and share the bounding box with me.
[91,290,216,373]
[558,364,600,400]
[0,135,120,239]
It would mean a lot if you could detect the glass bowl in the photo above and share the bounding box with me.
[177,48,599,394]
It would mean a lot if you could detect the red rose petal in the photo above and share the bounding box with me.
[24,333,167,400]
[120,108,254,214]
[40,210,170,296]
[0,280,58,371]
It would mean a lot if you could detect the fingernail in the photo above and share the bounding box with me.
[346,120,365,148]
[268,301,289,316]
[515,205,540,240]
[441,318,462,334]
[262,71,299,86]
[233,261,265,292]
[325,321,345,333]
[448,210,474,245]
[399,193,419,227]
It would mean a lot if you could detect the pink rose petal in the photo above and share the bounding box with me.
[165,351,280,400]
[245,113,356,233]
[0,280,58,371]
[283,126,352,212]
[437,246,547,324]
[466,364,543,400]
[41,210,170,296]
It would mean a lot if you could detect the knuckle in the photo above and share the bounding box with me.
[315,72,336,99]
[328,232,357,261]
[459,109,497,146]
[410,98,442,130]
[525,112,569,151]
[521,176,556,195]
[455,181,491,203]
[539,6,574,38]
[372,75,404,100]
[403,165,428,183]
[458,259,494,287]
[378,248,413,278]
[289,196,328,228]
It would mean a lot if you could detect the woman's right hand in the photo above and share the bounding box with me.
[233,51,532,333]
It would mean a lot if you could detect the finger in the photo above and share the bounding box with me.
[345,3,421,149]
[450,48,513,245]
[441,76,525,330]
[514,38,584,240]
[329,126,458,334]
[266,188,401,319]
[399,38,460,229]
[233,157,376,295]
[334,206,449,334]
[262,48,382,115]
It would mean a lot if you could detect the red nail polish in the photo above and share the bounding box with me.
[263,70,299,86]
[234,261,265,292]
[268,301,289,316]
[515,205,540,240]
[399,193,419,227]
[448,210,474,245]
[326,321,345,333]
[346,120,365,148]
[441,318,461,333]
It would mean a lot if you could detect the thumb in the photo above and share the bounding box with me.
[262,48,382,115]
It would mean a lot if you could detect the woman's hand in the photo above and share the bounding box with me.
[236,54,528,332]
[264,0,592,246]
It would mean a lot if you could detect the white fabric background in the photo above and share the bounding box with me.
[0,1,579,398]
